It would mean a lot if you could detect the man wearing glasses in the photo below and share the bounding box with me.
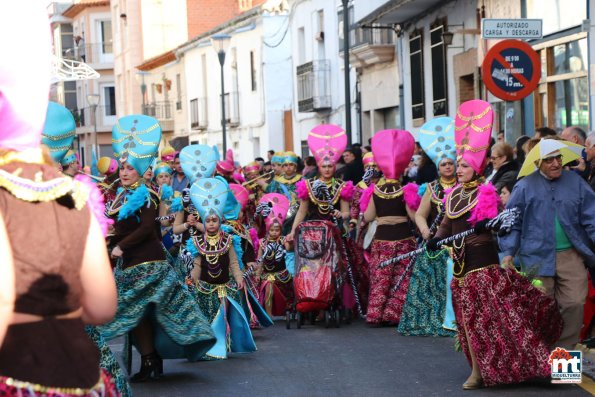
[499,148,595,349]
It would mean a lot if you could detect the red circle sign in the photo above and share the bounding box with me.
[482,39,541,101]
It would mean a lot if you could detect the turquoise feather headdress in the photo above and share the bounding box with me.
[190,177,229,221]
[418,117,456,167]
[41,101,76,164]
[112,115,161,175]
[180,144,220,184]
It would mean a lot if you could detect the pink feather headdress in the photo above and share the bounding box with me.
[229,183,249,210]
[308,124,347,166]
[260,193,289,232]
[371,130,414,180]
[454,100,493,175]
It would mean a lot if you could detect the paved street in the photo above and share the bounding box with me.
[111,319,593,397]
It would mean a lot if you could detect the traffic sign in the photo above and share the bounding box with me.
[481,39,541,101]
[482,19,542,39]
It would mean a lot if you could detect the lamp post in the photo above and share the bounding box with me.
[86,93,100,163]
[211,33,231,154]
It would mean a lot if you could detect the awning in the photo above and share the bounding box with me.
[358,0,451,26]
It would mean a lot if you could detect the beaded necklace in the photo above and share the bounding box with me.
[263,236,284,272]
[445,180,481,219]
[195,232,231,279]
[374,178,403,199]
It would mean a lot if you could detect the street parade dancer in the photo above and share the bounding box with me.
[361,129,420,326]
[100,115,216,381]
[289,125,356,317]
[398,117,458,336]
[255,193,295,318]
[186,177,258,360]
[427,99,563,389]
[42,101,131,396]
[0,7,120,394]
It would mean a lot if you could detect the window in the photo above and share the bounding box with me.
[297,27,305,65]
[64,81,77,110]
[250,51,257,91]
[409,30,424,120]
[430,22,447,116]
[190,98,199,129]
[534,37,588,131]
[100,21,112,54]
[176,74,182,110]
[104,86,116,116]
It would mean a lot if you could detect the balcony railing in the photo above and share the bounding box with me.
[72,106,116,130]
[62,42,113,65]
[352,26,395,48]
[223,91,240,126]
[296,60,331,113]
[143,101,172,120]
[190,98,208,130]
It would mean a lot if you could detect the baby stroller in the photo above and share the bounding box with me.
[290,220,345,328]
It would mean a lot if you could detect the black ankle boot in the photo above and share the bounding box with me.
[131,352,161,382]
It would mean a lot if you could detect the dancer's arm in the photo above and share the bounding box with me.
[0,211,14,346]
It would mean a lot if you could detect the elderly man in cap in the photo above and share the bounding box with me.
[499,143,595,349]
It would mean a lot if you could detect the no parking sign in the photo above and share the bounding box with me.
[481,39,541,101]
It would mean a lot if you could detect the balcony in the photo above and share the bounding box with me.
[62,42,113,68]
[143,101,174,131]
[296,60,331,113]
[190,98,208,130]
[349,27,395,68]
[72,105,116,132]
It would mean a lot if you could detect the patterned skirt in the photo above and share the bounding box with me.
[99,261,216,362]
[85,326,131,397]
[367,238,417,325]
[452,266,563,386]
[0,370,118,397]
[258,269,294,316]
[192,280,257,360]
[397,249,456,337]
[345,237,369,314]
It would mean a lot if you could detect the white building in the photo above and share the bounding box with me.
[177,6,293,163]
[288,0,358,156]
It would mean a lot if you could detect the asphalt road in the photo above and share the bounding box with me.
[113,319,592,397]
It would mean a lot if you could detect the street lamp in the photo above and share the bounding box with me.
[211,33,231,154]
[86,93,100,162]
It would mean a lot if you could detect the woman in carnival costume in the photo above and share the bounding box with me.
[289,125,356,313]
[0,5,120,395]
[101,115,216,381]
[186,177,258,360]
[427,100,562,389]
[42,102,132,397]
[360,129,420,326]
[255,193,295,318]
[397,117,458,337]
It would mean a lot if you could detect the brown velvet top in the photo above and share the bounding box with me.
[372,183,413,241]
[434,185,499,277]
[110,190,165,268]
[0,162,90,315]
